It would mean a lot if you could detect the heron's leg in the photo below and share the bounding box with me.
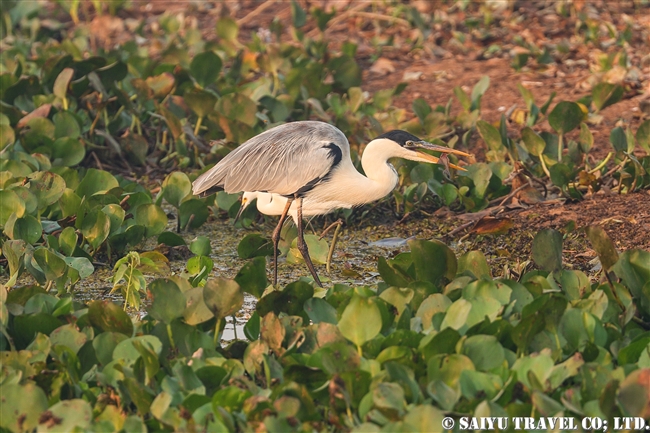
[295,196,323,287]
[271,197,293,286]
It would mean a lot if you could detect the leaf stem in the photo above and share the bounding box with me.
[213,317,222,347]
[557,134,563,163]
[538,151,551,178]
[194,116,203,136]
[166,323,176,351]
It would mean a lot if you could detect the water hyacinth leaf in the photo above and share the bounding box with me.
[328,55,362,90]
[585,226,619,271]
[50,324,87,354]
[162,171,192,208]
[203,278,243,320]
[477,120,503,151]
[256,281,313,319]
[179,199,209,230]
[0,383,48,432]
[592,82,624,112]
[183,286,214,325]
[548,101,583,134]
[81,208,110,250]
[216,16,238,42]
[465,163,492,199]
[158,231,186,247]
[457,250,491,279]
[76,169,118,199]
[5,214,42,244]
[579,123,594,153]
[52,137,85,166]
[616,368,650,418]
[610,126,627,153]
[65,256,94,279]
[146,72,175,98]
[636,119,650,152]
[238,233,273,259]
[409,239,457,286]
[338,294,382,348]
[304,297,338,324]
[0,190,25,226]
[460,334,505,371]
[28,171,66,208]
[88,300,134,336]
[135,203,168,237]
[549,163,572,188]
[148,279,185,324]
[288,235,328,265]
[611,250,650,313]
[190,51,222,88]
[184,88,218,117]
[58,188,81,218]
[32,247,67,283]
[53,67,74,100]
[521,127,546,156]
[53,111,81,139]
[532,229,563,272]
[244,312,261,341]
[216,93,258,127]
[101,204,126,235]
[234,256,267,299]
[189,236,211,256]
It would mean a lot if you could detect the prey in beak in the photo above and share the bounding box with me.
[404,140,470,171]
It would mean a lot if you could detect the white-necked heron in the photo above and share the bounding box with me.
[192,120,469,287]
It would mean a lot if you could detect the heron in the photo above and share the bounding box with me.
[192,121,469,287]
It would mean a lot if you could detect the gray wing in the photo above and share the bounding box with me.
[192,121,349,197]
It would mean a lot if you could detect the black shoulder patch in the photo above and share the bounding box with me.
[293,142,343,196]
[375,130,421,146]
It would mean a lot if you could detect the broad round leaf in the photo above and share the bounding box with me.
[203,278,243,320]
[0,190,25,226]
[148,278,185,324]
[0,383,48,432]
[548,101,582,135]
[190,51,222,88]
[135,203,168,237]
[28,171,66,208]
[81,209,111,250]
[88,300,134,336]
[521,127,546,156]
[76,169,119,199]
[338,294,382,347]
[178,199,209,230]
[161,171,192,208]
[52,137,85,167]
[532,229,563,272]
[53,111,81,139]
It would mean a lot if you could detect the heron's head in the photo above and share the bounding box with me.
[235,192,259,223]
[372,130,470,170]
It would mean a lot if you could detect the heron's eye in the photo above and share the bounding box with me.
[405,140,414,147]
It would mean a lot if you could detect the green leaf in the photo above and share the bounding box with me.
[466,162,493,199]
[52,137,85,167]
[237,233,273,259]
[585,226,619,271]
[5,214,42,244]
[234,256,267,299]
[548,101,583,134]
[457,250,491,279]
[304,297,337,325]
[162,172,191,208]
[477,120,503,151]
[179,199,209,230]
[135,204,168,237]
[216,93,258,127]
[149,279,185,324]
[88,300,134,336]
[216,17,238,42]
[521,127,546,155]
[338,294,382,348]
[460,335,504,371]
[28,171,66,208]
[76,169,118,199]
[183,286,214,325]
[0,383,49,432]
[579,123,594,153]
[610,126,627,152]
[53,67,74,100]
[81,208,111,250]
[158,231,186,247]
[290,0,307,27]
[636,119,650,153]
[190,51,222,88]
[409,239,457,286]
[189,236,211,256]
[532,229,563,272]
[203,278,243,320]
[549,162,572,188]
[592,82,624,112]
[184,88,217,118]
[0,190,25,227]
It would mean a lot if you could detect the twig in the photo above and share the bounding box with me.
[351,11,410,27]
[306,1,372,37]
[91,151,103,170]
[238,0,278,26]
